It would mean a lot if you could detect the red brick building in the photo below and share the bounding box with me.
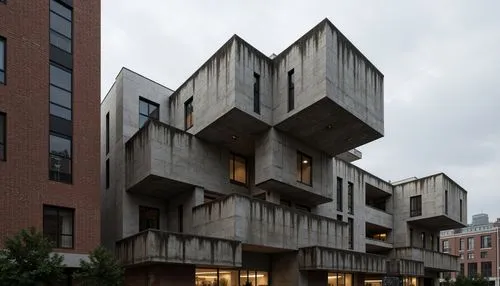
[440,214,500,286]
[0,0,100,280]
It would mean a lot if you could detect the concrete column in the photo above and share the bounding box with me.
[271,252,300,286]
[184,187,204,233]
[355,273,366,286]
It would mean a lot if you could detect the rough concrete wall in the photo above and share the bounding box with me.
[168,38,236,133]
[122,193,168,238]
[255,128,333,202]
[324,22,384,135]
[272,23,328,127]
[234,37,273,125]
[192,194,347,250]
[166,187,204,233]
[442,175,467,224]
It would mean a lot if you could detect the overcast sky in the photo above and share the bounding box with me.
[102,0,500,223]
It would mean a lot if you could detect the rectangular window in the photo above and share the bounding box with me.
[0,37,5,84]
[288,69,294,112]
[460,238,464,250]
[139,206,159,231]
[468,237,474,250]
[460,199,463,221]
[105,159,110,189]
[460,263,464,275]
[481,251,487,258]
[253,72,260,114]
[184,97,193,130]
[348,218,354,250]
[50,64,72,121]
[481,235,492,248]
[430,234,434,251]
[460,253,464,260]
[49,133,72,183]
[105,112,109,154]
[50,0,72,53]
[229,153,247,185]
[347,182,354,214]
[337,177,343,211]
[421,232,426,249]
[468,263,477,277]
[442,240,449,252]
[139,97,159,128]
[43,205,74,249]
[468,252,474,260]
[178,205,183,233]
[481,262,492,277]
[0,112,5,161]
[445,190,448,215]
[297,152,312,186]
[410,195,422,217]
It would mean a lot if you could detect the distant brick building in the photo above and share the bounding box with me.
[0,0,100,282]
[440,214,500,286]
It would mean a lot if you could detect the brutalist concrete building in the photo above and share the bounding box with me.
[101,19,468,286]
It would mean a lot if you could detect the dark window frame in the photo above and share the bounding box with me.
[0,36,5,84]
[49,0,73,54]
[229,152,247,186]
[481,235,492,249]
[481,261,492,277]
[253,72,260,114]
[49,63,73,122]
[0,112,5,161]
[139,97,159,128]
[348,218,354,250]
[105,158,110,189]
[410,195,422,217]
[49,131,72,184]
[184,97,193,130]
[347,182,354,214]
[297,151,312,186]
[178,205,183,233]
[287,69,295,112]
[421,232,426,249]
[139,206,160,231]
[468,262,477,277]
[337,177,343,211]
[105,112,110,155]
[43,205,75,249]
[460,238,464,250]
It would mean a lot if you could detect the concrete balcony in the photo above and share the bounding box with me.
[394,173,468,231]
[365,238,393,253]
[386,259,425,276]
[299,246,386,274]
[125,120,238,197]
[336,149,362,163]
[192,194,347,251]
[391,247,459,272]
[115,230,242,267]
[365,206,393,229]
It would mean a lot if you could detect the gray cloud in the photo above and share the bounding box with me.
[102,0,500,223]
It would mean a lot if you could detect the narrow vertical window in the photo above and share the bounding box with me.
[410,195,422,217]
[178,205,183,233]
[229,153,247,185]
[409,228,413,247]
[337,177,343,211]
[184,97,193,130]
[287,69,294,112]
[347,182,354,214]
[105,159,110,189]
[445,190,448,215]
[43,205,74,249]
[460,199,463,222]
[49,0,72,53]
[0,37,5,84]
[105,112,110,154]
[139,97,159,128]
[253,72,260,114]
[421,232,426,249]
[348,218,354,250]
[460,238,464,250]
[49,133,72,183]
[139,206,159,231]
[430,234,434,251]
[296,152,312,186]
[0,112,5,161]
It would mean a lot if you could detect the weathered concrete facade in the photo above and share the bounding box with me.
[102,18,468,286]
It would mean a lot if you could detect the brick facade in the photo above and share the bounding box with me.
[0,0,100,254]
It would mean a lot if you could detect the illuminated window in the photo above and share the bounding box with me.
[229,153,247,185]
[297,152,312,186]
[328,273,352,286]
[195,268,268,286]
[402,277,417,286]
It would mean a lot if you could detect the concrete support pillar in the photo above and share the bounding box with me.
[271,252,300,286]
[184,187,204,234]
[355,273,366,286]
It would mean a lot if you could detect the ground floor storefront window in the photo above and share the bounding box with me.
[402,277,417,286]
[195,268,269,286]
[328,272,353,286]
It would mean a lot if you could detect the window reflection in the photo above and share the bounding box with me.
[195,269,268,286]
[328,273,352,286]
